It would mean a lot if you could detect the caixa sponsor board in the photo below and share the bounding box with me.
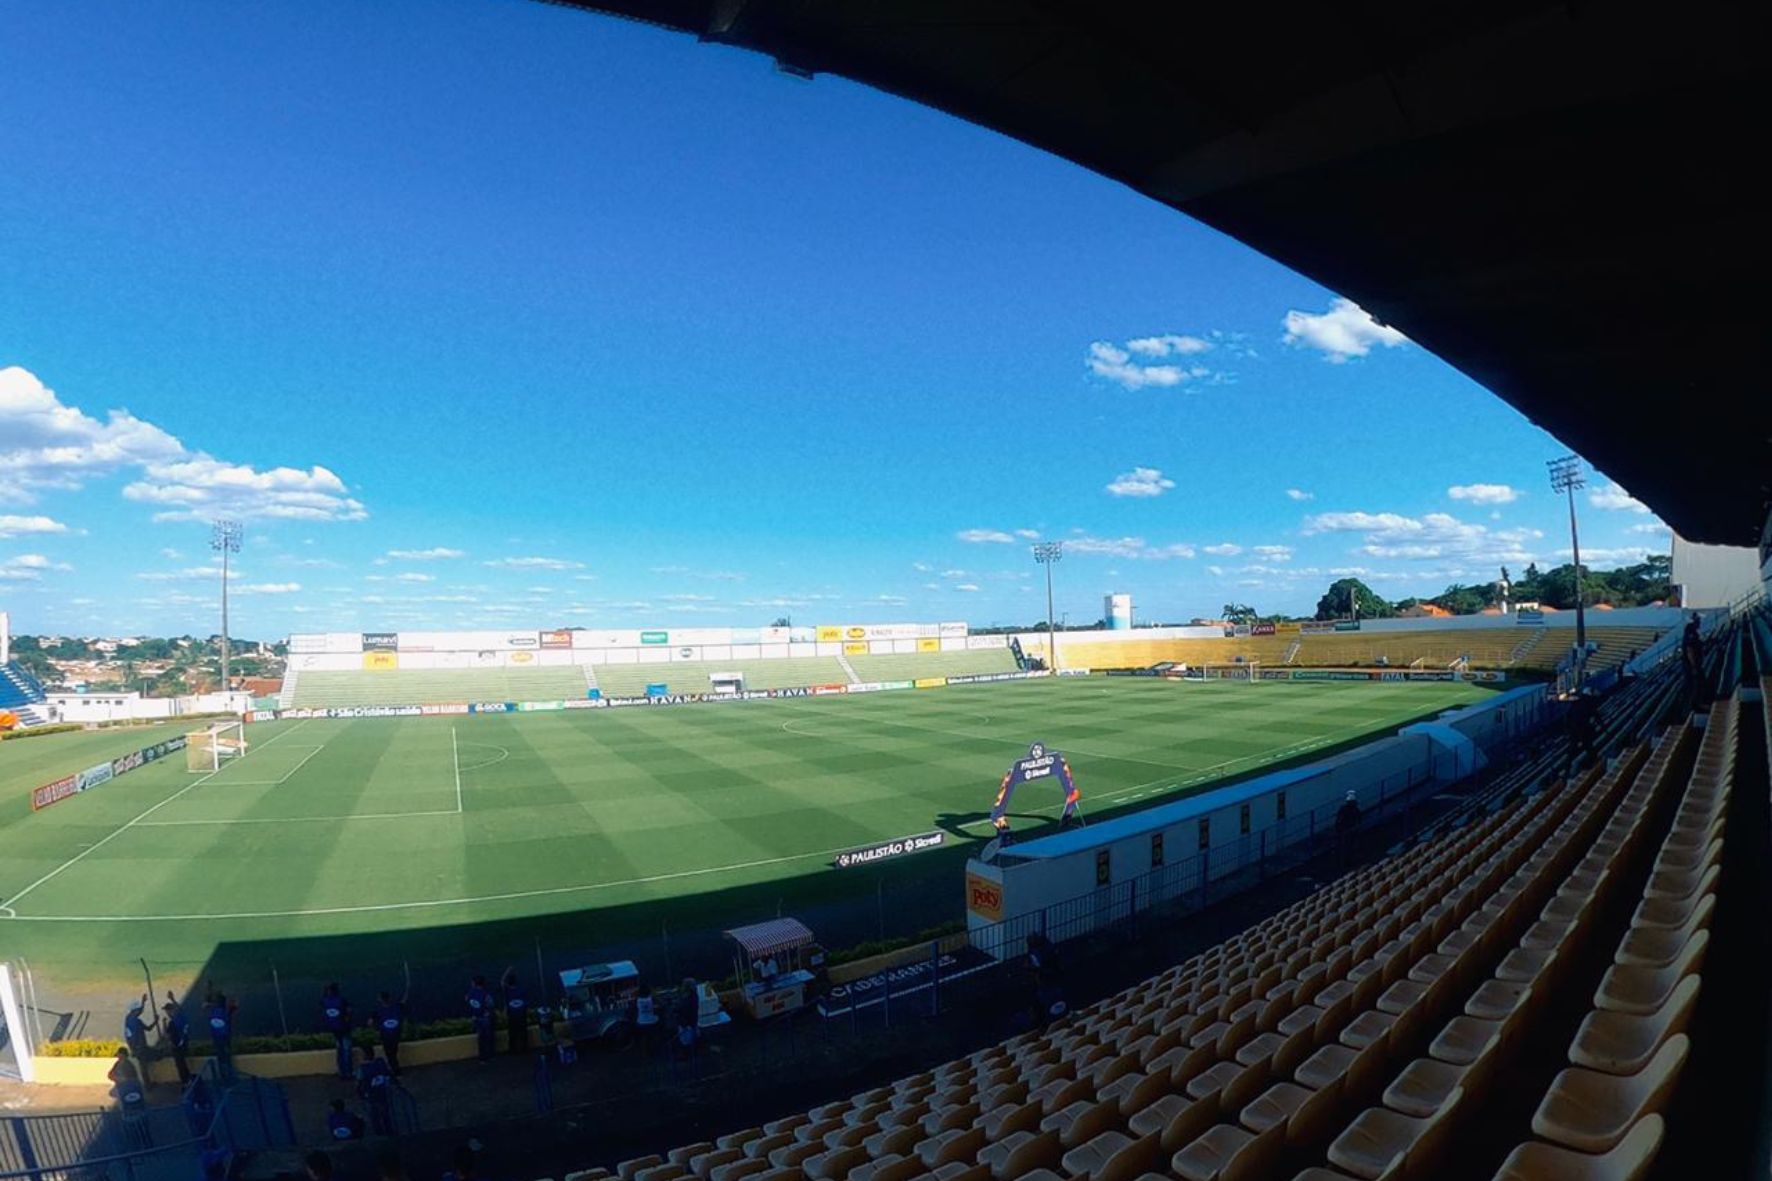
[30,735,188,812]
[832,830,945,869]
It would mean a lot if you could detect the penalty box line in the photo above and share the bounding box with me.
[134,726,482,828]
[0,718,317,917]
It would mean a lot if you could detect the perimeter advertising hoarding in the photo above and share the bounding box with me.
[1516,609,1546,625]
[816,626,842,642]
[540,629,573,649]
[1251,623,1277,636]
[843,641,869,655]
[362,651,398,670]
[362,632,398,651]
[832,830,944,869]
[916,637,940,652]
[30,735,188,811]
[939,622,968,638]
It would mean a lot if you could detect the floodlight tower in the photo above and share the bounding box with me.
[1546,456,1588,691]
[1032,542,1063,671]
[211,519,242,691]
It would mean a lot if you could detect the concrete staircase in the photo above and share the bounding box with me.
[834,652,862,684]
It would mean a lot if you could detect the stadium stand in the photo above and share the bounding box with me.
[539,611,1763,1181]
[288,666,591,708]
[843,649,1019,682]
[0,660,52,727]
[1042,627,1667,676]
[592,657,851,699]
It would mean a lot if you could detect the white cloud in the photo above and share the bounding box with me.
[911,561,933,572]
[1448,483,1521,505]
[663,593,717,602]
[1105,467,1176,498]
[957,528,1016,544]
[1557,546,1656,569]
[483,556,585,570]
[236,582,301,595]
[874,594,909,605]
[0,515,69,540]
[1251,545,1293,561]
[395,572,435,583]
[1286,488,1314,502]
[1281,298,1407,362]
[387,547,466,560]
[137,566,227,582]
[1627,522,1671,536]
[0,366,183,501]
[123,456,367,523]
[0,553,71,581]
[1206,565,1225,577]
[160,547,183,559]
[1086,338,1218,390]
[1202,543,1243,557]
[1588,482,1651,514]
[940,568,969,579]
[953,583,981,592]
[1124,335,1211,358]
[1063,535,1195,561]
[647,566,745,581]
[1304,509,1539,565]
[1015,529,1041,540]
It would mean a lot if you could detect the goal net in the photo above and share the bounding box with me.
[186,721,249,773]
[1187,661,1262,683]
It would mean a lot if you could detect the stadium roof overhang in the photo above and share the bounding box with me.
[547,0,1768,547]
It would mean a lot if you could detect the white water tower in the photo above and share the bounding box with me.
[1105,594,1133,630]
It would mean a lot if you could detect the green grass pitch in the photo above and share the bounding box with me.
[0,677,1487,1012]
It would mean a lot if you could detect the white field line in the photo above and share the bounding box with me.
[0,841,866,923]
[126,743,509,829]
[0,719,316,916]
[452,725,463,815]
[136,809,462,827]
[166,744,326,789]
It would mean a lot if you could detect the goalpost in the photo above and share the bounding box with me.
[186,720,249,773]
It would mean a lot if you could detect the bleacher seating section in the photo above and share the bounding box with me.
[1039,627,1665,676]
[0,661,51,727]
[289,667,590,708]
[843,650,1019,682]
[548,643,1756,1181]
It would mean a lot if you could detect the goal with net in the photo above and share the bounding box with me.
[1185,662,1262,682]
[186,720,249,773]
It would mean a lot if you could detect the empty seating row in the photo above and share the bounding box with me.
[1491,696,1737,1180]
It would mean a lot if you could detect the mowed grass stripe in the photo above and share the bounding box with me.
[0,679,1488,954]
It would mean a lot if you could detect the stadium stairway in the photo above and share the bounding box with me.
[0,660,52,727]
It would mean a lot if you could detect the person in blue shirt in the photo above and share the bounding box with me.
[160,997,192,1084]
[373,991,406,1078]
[500,971,529,1055]
[355,1044,395,1135]
[465,976,494,1062]
[320,983,353,1080]
[326,1098,365,1142]
[204,987,237,1083]
[122,996,157,1060]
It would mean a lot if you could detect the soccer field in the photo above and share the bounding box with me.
[0,677,1486,1012]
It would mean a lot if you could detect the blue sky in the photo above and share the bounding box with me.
[0,0,1670,640]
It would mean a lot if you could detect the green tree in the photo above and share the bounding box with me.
[1221,603,1258,624]
[1315,578,1392,621]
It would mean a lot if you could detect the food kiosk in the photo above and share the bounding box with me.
[725,918,819,1019]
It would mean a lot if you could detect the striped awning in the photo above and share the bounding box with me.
[725,917,815,959]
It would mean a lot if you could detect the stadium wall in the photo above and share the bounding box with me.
[963,683,1547,957]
